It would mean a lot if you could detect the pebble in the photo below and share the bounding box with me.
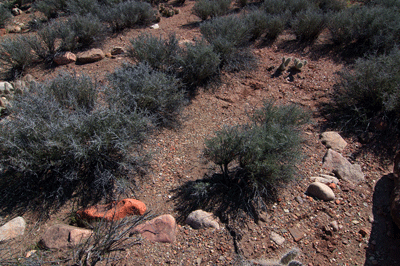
[270,231,285,245]
[330,221,339,231]
[296,196,304,204]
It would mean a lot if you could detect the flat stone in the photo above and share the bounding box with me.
[0,216,26,242]
[288,227,305,242]
[270,231,285,245]
[39,224,92,249]
[310,175,339,185]
[186,210,219,230]
[323,149,365,185]
[54,52,76,65]
[77,48,105,64]
[320,131,347,152]
[132,214,177,243]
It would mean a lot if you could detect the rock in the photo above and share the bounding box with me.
[307,182,335,201]
[329,221,339,232]
[0,81,14,95]
[0,216,26,242]
[110,47,124,55]
[12,8,22,16]
[24,74,35,84]
[39,224,92,249]
[150,23,159,29]
[310,175,339,185]
[54,52,77,65]
[320,131,347,152]
[185,210,220,230]
[6,25,21,33]
[288,226,305,242]
[270,231,285,245]
[11,79,29,94]
[322,149,365,185]
[359,227,370,237]
[77,48,105,64]
[132,214,176,243]
[77,198,146,221]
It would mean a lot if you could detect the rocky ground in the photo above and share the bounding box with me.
[1,1,400,265]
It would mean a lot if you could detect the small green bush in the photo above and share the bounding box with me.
[107,62,186,127]
[331,49,400,132]
[0,72,151,208]
[0,36,36,78]
[243,9,270,40]
[0,4,11,28]
[192,0,232,20]
[34,0,69,19]
[291,8,325,41]
[264,14,287,40]
[175,39,221,86]
[128,33,181,72]
[200,15,255,70]
[66,0,101,16]
[99,0,156,32]
[25,21,59,61]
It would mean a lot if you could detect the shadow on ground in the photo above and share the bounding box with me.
[365,174,400,265]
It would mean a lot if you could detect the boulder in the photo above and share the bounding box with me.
[0,81,13,95]
[12,8,22,16]
[323,149,365,185]
[77,49,105,64]
[307,181,335,201]
[185,210,220,230]
[320,131,347,152]
[132,214,176,243]
[54,52,77,65]
[39,224,92,249]
[77,198,146,221]
[0,216,26,242]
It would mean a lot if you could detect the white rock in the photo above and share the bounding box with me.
[320,131,347,152]
[307,182,335,201]
[0,82,14,95]
[186,210,219,230]
[0,216,26,241]
[150,24,159,29]
[310,175,339,184]
[270,231,285,245]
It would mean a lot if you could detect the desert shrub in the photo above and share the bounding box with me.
[328,5,400,52]
[175,39,221,86]
[291,8,325,41]
[58,14,106,51]
[0,4,11,28]
[0,72,151,209]
[368,0,400,9]
[313,0,346,12]
[34,0,69,18]
[243,9,269,40]
[330,49,400,133]
[200,15,256,70]
[185,101,309,221]
[25,21,59,61]
[66,0,101,16]
[192,0,232,20]
[128,33,180,72]
[0,36,36,78]
[99,0,155,32]
[107,62,186,127]
[261,0,315,16]
[264,14,287,40]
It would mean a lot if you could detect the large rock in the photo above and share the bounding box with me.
[0,216,26,242]
[320,131,347,152]
[323,149,365,185]
[0,82,13,95]
[132,214,176,243]
[77,49,105,64]
[77,198,146,221]
[185,210,220,230]
[307,182,335,201]
[39,224,92,249]
[54,52,77,65]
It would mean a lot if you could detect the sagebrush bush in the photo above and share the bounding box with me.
[99,0,155,32]
[66,0,101,16]
[0,36,36,78]
[264,14,287,40]
[261,0,315,16]
[192,0,232,20]
[0,4,11,28]
[331,49,400,133]
[291,8,325,41]
[328,5,400,53]
[243,9,270,40]
[175,39,221,86]
[200,101,309,218]
[107,62,186,127]
[25,21,60,61]
[313,0,345,12]
[34,0,69,18]
[200,15,256,70]
[0,72,151,209]
[128,33,181,72]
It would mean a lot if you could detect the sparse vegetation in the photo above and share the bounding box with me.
[192,0,232,20]
[0,4,11,28]
[291,8,325,41]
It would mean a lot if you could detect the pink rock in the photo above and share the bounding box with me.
[39,224,92,249]
[132,214,176,243]
[77,198,146,221]
[77,48,105,64]
[54,52,76,65]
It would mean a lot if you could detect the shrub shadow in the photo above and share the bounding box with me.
[365,174,400,265]
[170,171,277,225]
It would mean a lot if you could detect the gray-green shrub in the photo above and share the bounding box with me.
[192,0,232,20]
[107,62,186,127]
[291,8,325,41]
[34,0,69,18]
[128,33,181,72]
[0,4,11,28]
[331,49,400,132]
